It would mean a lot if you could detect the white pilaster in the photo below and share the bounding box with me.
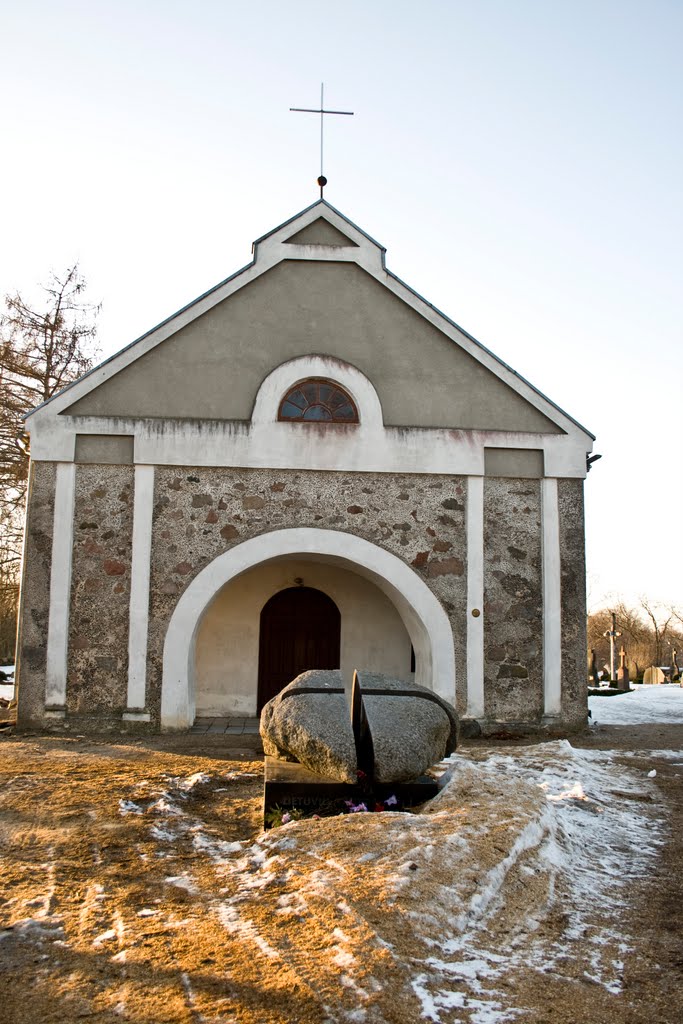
[542,477,562,716]
[466,475,485,718]
[125,464,155,719]
[45,462,76,711]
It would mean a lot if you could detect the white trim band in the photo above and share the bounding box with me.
[45,462,76,709]
[466,476,485,718]
[126,464,155,712]
[542,477,562,716]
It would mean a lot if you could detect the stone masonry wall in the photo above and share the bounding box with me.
[66,465,134,717]
[558,478,587,726]
[17,463,585,731]
[16,462,56,726]
[146,468,470,723]
[483,478,543,722]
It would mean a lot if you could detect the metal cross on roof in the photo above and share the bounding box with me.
[290,83,354,197]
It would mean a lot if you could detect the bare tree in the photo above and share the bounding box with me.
[0,264,99,500]
[0,264,99,661]
[587,598,683,681]
[671,605,683,631]
[639,597,672,668]
[0,563,19,664]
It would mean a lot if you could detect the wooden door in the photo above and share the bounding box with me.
[257,586,341,711]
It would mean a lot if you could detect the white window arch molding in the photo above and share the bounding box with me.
[251,355,384,432]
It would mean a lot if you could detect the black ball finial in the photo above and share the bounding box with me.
[317,175,327,188]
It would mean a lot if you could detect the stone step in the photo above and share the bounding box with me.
[189,717,263,750]
[191,716,260,733]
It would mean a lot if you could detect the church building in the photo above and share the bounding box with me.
[16,200,593,734]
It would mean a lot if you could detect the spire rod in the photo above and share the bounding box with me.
[290,83,354,197]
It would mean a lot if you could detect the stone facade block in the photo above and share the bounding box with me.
[558,478,587,726]
[483,478,543,721]
[144,468,469,724]
[66,465,134,716]
[16,462,56,726]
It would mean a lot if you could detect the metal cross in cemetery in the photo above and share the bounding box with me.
[603,612,622,685]
[290,83,354,197]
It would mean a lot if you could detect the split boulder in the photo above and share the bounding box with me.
[260,669,458,784]
[360,672,457,783]
[260,670,357,783]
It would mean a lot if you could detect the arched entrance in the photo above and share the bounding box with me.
[161,528,456,730]
[257,587,341,711]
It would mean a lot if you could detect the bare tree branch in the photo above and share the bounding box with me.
[0,264,99,659]
[587,597,683,680]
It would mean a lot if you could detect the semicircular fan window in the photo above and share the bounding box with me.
[278,379,359,423]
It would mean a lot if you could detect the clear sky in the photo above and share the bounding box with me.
[1,1,681,612]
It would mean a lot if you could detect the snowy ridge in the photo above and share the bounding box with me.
[190,741,670,1023]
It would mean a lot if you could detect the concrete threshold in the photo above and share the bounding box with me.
[189,716,263,750]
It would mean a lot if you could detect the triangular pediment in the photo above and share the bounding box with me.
[26,200,593,449]
[283,217,358,247]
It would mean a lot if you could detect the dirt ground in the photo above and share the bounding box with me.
[0,723,681,1024]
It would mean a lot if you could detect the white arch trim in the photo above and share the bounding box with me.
[161,528,455,729]
[250,355,384,430]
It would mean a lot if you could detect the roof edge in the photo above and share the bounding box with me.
[384,267,595,442]
[252,199,387,253]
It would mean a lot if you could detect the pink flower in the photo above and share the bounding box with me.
[281,812,292,824]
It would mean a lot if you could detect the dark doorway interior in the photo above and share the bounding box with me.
[257,586,341,712]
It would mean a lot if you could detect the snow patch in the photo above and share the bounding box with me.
[412,973,515,1023]
[275,891,308,917]
[191,830,243,862]
[118,799,143,816]
[174,771,211,792]
[589,684,683,724]
[4,916,64,939]
[165,873,199,895]
[216,903,280,959]
[148,795,185,815]
[150,824,178,842]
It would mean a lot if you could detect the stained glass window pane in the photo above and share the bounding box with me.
[301,381,318,404]
[287,389,308,410]
[328,389,349,410]
[334,404,356,421]
[278,379,359,423]
[280,401,304,419]
[303,404,333,420]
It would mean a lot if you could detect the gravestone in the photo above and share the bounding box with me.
[617,647,630,691]
[261,669,458,826]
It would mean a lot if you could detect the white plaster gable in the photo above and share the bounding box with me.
[24,200,594,464]
[250,202,386,276]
